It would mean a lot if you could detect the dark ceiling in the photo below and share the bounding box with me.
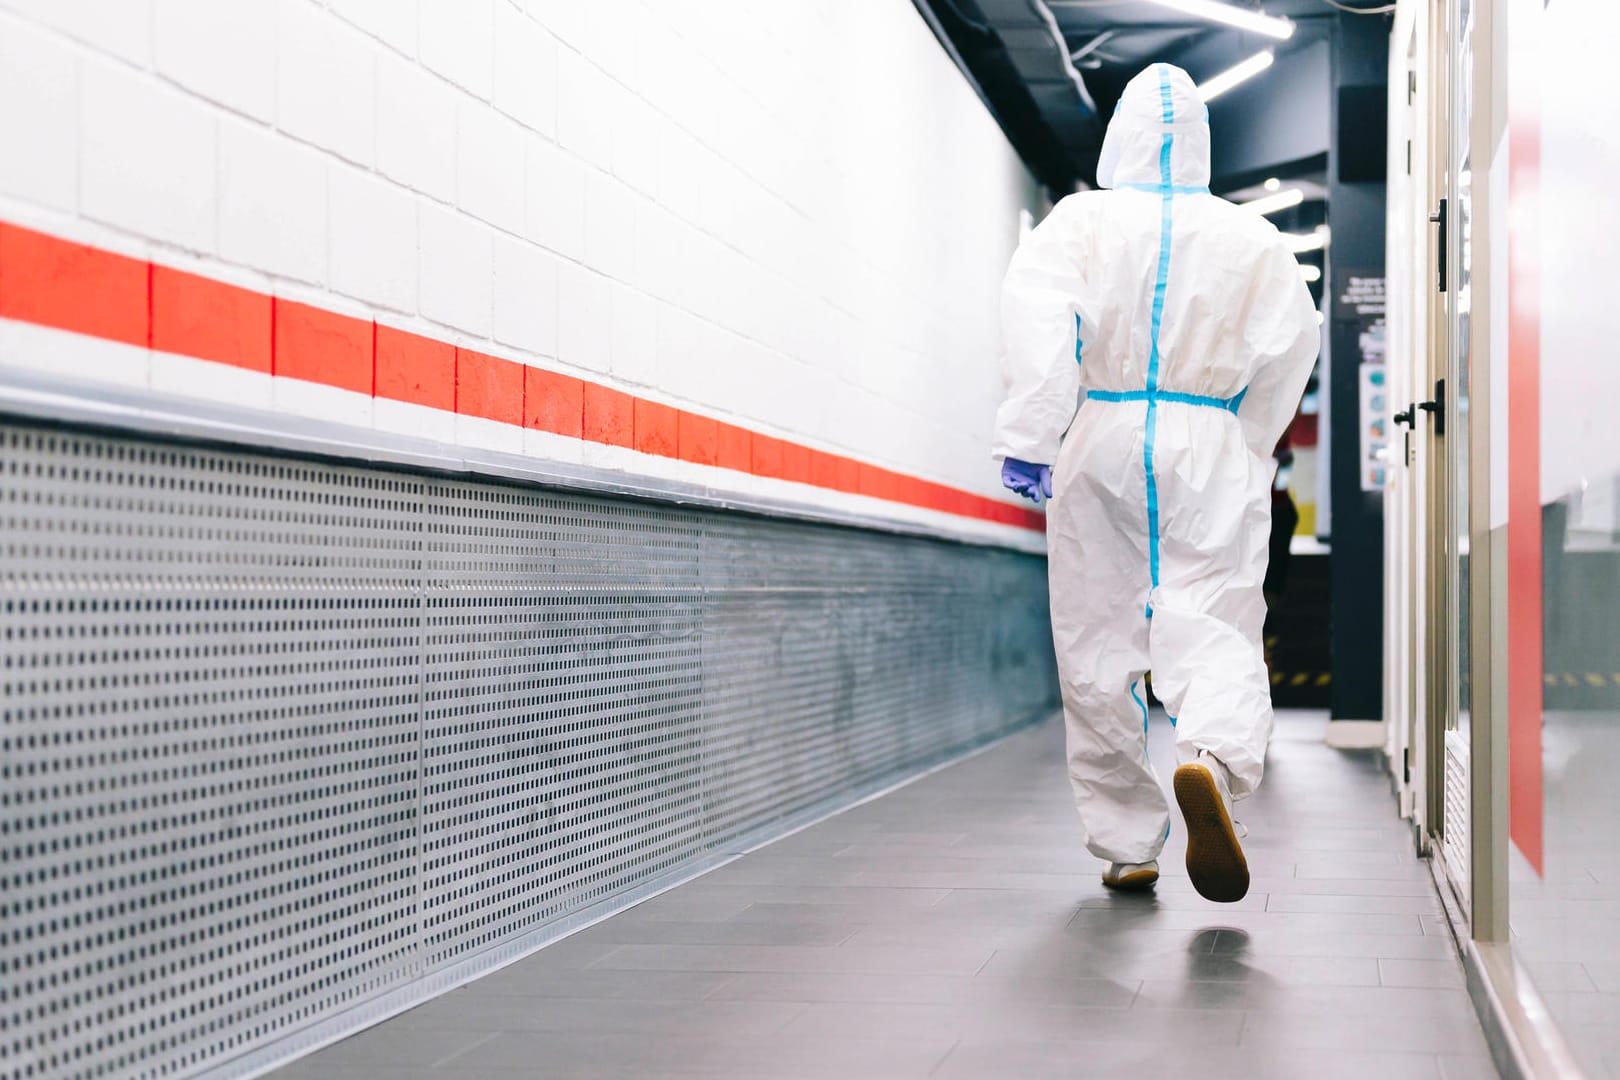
[914,0,1387,195]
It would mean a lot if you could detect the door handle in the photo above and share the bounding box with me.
[1394,405,1416,428]
[1416,378,1446,437]
[1430,199,1448,293]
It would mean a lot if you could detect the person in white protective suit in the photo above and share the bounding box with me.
[993,63,1320,903]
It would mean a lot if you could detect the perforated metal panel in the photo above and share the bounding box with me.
[1443,730,1470,918]
[0,420,1055,1079]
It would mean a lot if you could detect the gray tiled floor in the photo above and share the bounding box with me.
[277,711,1498,1079]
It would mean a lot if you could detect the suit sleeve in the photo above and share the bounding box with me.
[990,199,1092,464]
[1236,236,1321,459]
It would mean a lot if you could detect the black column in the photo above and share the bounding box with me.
[1327,12,1391,721]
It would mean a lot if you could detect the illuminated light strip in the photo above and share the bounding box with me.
[1285,227,1331,254]
[1239,188,1306,216]
[1140,0,1295,40]
[0,220,1044,533]
[1196,50,1275,102]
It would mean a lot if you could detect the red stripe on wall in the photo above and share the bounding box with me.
[633,398,679,458]
[1507,0,1544,873]
[582,382,635,448]
[716,422,751,473]
[0,220,1043,535]
[376,324,455,411]
[151,266,272,373]
[524,366,585,439]
[274,297,373,394]
[456,347,525,426]
[676,410,719,467]
[0,223,148,349]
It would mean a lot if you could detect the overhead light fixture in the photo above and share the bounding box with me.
[1299,264,1322,283]
[1285,226,1331,254]
[1140,0,1295,40]
[1239,187,1305,216]
[1264,177,1281,192]
[1198,50,1276,102]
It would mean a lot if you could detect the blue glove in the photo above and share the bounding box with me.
[1000,458,1053,505]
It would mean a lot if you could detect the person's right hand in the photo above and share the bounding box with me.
[1000,458,1053,505]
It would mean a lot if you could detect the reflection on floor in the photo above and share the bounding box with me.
[278,711,1496,1079]
[1510,709,1620,1078]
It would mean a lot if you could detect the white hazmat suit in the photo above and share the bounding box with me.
[993,65,1320,870]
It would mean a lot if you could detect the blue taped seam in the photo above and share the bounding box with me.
[1130,680,1149,738]
[1121,183,1211,196]
[1074,312,1084,366]
[1140,67,1183,621]
[1088,389,1245,411]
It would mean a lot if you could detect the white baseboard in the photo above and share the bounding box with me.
[1324,719,1386,749]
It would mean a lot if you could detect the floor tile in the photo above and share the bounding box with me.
[1380,957,1469,989]
[278,713,1497,1079]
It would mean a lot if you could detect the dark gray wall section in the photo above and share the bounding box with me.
[1327,13,1390,721]
[1209,38,1333,184]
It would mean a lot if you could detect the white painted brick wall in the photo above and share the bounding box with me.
[419,200,492,336]
[0,0,151,66]
[276,1,375,167]
[375,50,457,202]
[556,47,614,172]
[218,117,327,283]
[556,261,612,376]
[329,163,417,313]
[0,15,77,212]
[493,0,556,138]
[81,58,216,251]
[153,0,276,122]
[492,231,557,358]
[522,134,584,261]
[0,0,1037,516]
[419,0,494,100]
[608,283,656,387]
[328,0,418,56]
[457,101,526,235]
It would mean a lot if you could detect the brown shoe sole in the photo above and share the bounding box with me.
[1174,762,1250,903]
[1101,867,1159,891]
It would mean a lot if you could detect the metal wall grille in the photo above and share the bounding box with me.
[0,421,1056,1079]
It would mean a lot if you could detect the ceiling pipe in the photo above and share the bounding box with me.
[1026,0,1099,116]
[1068,30,1115,66]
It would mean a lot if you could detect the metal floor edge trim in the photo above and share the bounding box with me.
[1428,857,1584,1080]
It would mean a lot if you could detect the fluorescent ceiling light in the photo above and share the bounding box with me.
[1264,177,1281,192]
[1141,0,1295,40]
[1299,264,1322,283]
[1198,50,1275,102]
[1239,187,1305,216]
[1285,227,1331,254]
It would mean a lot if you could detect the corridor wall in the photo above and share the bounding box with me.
[0,0,1043,545]
[0,3,1057,1077]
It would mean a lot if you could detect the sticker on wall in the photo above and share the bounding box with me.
[1359,363,1389,492]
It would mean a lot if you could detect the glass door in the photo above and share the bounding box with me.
[1432,0,1475,915]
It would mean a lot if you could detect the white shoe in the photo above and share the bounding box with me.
[1173,752,1250,903]
[1101,859,1159,891]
